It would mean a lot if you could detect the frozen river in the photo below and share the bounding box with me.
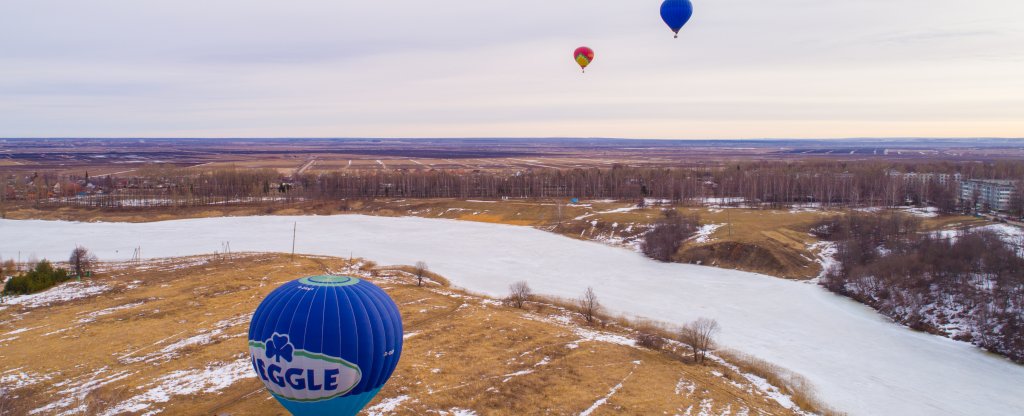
[2,215,1022,415]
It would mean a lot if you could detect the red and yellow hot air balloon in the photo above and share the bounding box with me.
[574,46,594,73]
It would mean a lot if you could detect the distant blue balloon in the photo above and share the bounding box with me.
[660,0,693,38]
[248,276,403,416]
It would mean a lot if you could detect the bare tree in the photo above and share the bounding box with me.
[414,261,428,287]
[679,317,720,364]
[69,246,98,278]
[578,287,602,325]
[26,254,39,270]
[1011,180,1024,218]
[507,281,532,309]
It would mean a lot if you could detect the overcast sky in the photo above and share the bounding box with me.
[1,0,1023,139]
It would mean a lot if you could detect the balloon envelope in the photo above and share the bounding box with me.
[248,275,403,416]
[660,0,693,36]
[574,46,595,71]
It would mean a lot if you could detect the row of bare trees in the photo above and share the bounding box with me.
[291,163,978,208]
[815,215,1024,362]
[504,280,720,364]
[14,160,1022,213]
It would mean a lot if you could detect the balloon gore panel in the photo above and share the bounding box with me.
[248,276,403,416]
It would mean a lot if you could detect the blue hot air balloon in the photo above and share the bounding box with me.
[248,275,403,416]
[660,0,694,38]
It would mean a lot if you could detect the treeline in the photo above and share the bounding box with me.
[13,160,1024,213]
[814,214,1024,362]
[291,161,986,209]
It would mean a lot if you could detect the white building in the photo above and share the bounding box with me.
[960,179,1017,212]
[887,170,962,185]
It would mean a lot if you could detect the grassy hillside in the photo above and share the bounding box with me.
[0,254,825,415]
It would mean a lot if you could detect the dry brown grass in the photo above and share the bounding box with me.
[917,213,989,232]
[717,350,846,416]
[376,264,451,287]
[0,254,819,415]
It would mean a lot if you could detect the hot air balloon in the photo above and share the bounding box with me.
[660,0,693,38]
[574,46,594,73]
[249,275,403,416]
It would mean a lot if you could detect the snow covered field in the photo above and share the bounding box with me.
[2,216,1023,416]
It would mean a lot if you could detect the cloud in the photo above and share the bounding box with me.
[0,0,1022,138]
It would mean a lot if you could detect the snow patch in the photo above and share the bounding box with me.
[712,357,807,413]
[901,206,939,218]
[122,315,246,364]
[4,282,109,309]
[77,301,144,323]
[30,368,133,415]
[578,367,635,416]
[674,376,696,396]
[100,358,253,416]
[4,325,46,336]
[365,395,411,416]
[501,369,534,383]
[598,207,638,214]
[1,368,53,390]
[693,224,724,244]
[573,327,637,348]
[808,241,838,280]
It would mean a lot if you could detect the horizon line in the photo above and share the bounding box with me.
[3,137,1024,141]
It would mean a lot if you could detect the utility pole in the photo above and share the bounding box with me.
[291,222,297,261]
[727,209,732,237]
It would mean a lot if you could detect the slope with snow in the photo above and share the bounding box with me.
[2,216,1023,416]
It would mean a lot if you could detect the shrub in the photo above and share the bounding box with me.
[3,260,70,295]
[578,287,601,325]
[506,281,532,309]
[414,261,428,287]
[635,331,666,350]
[679,317,720,364]
[641,209,700,262]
